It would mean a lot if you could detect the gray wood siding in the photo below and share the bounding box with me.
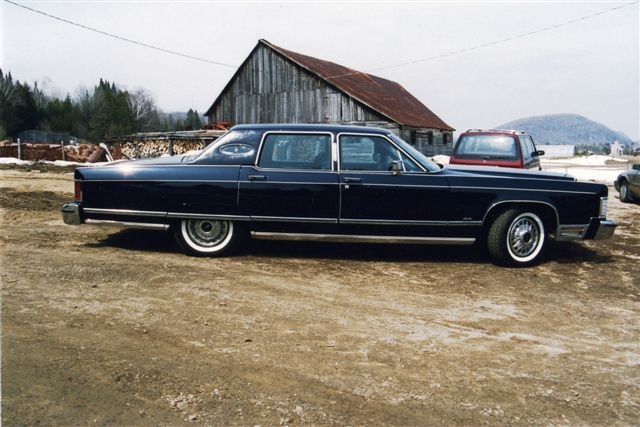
[208,46,383,125]
[206,44,453,155]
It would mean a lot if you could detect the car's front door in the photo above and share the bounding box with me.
[337,133,454,237]
[238,131,339,228]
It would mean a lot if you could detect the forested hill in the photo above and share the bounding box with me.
[497,114,634,146]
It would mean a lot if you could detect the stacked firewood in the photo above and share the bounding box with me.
[108,139,207,159]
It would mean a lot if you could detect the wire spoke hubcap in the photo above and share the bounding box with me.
[509,217,540,258]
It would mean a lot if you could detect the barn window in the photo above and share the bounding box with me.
[427,131,434,145]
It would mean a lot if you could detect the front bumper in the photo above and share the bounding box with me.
[591,218,617,240]
[61,202,82,225]
[556,217,617,241]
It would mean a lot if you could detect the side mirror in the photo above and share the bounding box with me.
[533,150,545,157]
[390,160,403,175]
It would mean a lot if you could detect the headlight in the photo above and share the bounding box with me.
[599,197,608,218]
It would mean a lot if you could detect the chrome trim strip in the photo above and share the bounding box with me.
[251,216,338,224]
[166,212,251,221]
[85,219,170,231]
[339,218,482,226]
[84,207,166,217]
[453,185,595,195]
[251,232,476,246]
[483,200,560,226]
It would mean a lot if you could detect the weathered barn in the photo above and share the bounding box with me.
[205,39,455,156]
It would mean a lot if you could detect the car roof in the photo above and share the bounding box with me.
[230,123,394,135]
[460,129,528,136]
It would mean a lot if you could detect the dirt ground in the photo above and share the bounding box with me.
[1,165,639,426]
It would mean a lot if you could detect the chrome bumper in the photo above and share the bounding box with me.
[556,218,616,241]
[593,219,617,240]
[61,202,82,225]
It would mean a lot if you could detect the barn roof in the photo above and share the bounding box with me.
[206,39,454,131]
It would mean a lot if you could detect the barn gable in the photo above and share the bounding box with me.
[205,39,454,155]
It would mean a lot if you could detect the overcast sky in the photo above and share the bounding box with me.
[2,0,638,140]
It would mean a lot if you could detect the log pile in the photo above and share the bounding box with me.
[0,130,226,163]
[111,139,206,159]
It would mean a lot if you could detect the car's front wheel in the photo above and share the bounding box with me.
[619,181,633,202]
[487,209,545,267]
[175,219,240,256]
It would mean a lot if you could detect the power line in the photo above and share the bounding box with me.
[329,0,639,79]
[5,0,638,77]
[3,0,238,68]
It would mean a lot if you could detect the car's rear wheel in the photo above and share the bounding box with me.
[619,181,633,202]
[487,209,545,267]
[175,218,240,256]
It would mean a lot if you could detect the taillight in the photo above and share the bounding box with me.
[74,180,82,202]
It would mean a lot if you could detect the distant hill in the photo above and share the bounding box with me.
[497,114,634,146]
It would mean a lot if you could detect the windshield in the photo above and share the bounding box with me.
[389,134,442,172]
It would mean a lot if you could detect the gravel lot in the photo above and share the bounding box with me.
[1,165,639,426]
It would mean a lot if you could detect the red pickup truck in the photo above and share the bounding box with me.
[449,129,545,170]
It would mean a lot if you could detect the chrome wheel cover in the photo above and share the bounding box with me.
[182,219,232,252]
[507,213,543,261]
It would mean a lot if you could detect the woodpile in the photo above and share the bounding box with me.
[0,130,226,163]
[112,139,206,159]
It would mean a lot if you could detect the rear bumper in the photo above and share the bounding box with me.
[61,202,82,225]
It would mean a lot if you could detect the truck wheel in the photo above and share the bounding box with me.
[488,209,545,266]
[619,181,633,202]
[175,219,240,256]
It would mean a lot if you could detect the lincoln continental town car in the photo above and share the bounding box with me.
[61,124,616,266]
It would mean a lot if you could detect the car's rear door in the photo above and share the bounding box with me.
[238,131,339,227]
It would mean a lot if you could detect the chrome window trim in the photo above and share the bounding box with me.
[255,130,335,171]
[336,131,427,173]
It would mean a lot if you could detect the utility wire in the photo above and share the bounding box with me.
[329,0,639,79]
[3,0,238,68]
[4,0,638,77]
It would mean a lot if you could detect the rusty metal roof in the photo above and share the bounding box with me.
[263,40,454,131]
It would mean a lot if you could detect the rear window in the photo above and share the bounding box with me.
[453,134,518,160]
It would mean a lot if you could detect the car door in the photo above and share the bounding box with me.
[337,133,453,235]
[238,131,340,227]
[520,135,541,169]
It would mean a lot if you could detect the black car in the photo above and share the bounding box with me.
[614,164,640,203]
[62,124,616,266]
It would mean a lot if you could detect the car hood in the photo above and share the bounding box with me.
[444,164,576,181]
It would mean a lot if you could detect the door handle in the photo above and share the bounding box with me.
[343,177,362,184]
[248,175,266,181]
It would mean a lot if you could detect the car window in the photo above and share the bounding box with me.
[454,135,518,160]
[338,134,420,172]
[520,135,537,161]
[258,133,332,170]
